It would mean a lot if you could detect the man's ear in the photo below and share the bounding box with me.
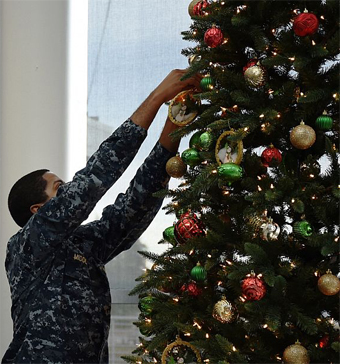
[30,203,44,214]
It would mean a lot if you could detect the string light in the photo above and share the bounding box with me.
[320,15,325,19]
[184,333,191,337]
[212,169,218,174]
[258,185,262,192]
[289,56,295,61]
[259,113,265,118]
[193,321,202,329]
[206,333,210,339]
[335,236,339,242]
[312,40,316,46]
[173,297,179,302]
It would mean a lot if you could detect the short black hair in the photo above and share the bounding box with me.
[8,169,50,227]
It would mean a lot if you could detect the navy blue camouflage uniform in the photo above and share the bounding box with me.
[3,119,175,363]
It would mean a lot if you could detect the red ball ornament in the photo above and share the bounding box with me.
[241,275,266,301]
[193,0,208,16]
[204,27,224,48]
[261,145,282,167]
[293,10,319,37]
[319,335,329,349]
[174,212,205,244]
[181,282,202,296]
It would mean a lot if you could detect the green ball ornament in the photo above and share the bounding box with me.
[293,220,313,238]
[163,226,177,245]
[189,131,202,149]
[190,262,207,281]
[217,163,243,184]
[200,76,214,91]
[199,130,214,151]
[316,111,333,130]
[181,148,201,167]
[138,296,156,315]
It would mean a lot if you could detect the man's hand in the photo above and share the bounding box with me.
[130,69,201,131]
[152,69,202,105]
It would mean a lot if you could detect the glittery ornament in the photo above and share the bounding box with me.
[316,111,333,130]
[293,220,313,238]
[290,121,316,150]
[204,27,224,48]
[217,163,243,185]
[318,270,340,296]
[293,9,319,37]
[163,226,177,245]
[243,61,266,88]
[166,155,187,178]
[200,75,214,91]
[181,148,201,167]
[261,145,282,167]
[241,274,266,301]
[190,262,207,281]
[212,296,236,323]
[174,212,205,244]
[283,341,310,364]
[188,0,208,17]
[260,219,280,241]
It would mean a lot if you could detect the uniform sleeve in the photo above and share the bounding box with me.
[26,119,148,254]
[78,141,175,264]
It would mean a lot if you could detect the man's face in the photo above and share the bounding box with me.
[42,172,64,201]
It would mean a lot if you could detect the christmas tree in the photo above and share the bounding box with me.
[123,1,339,363]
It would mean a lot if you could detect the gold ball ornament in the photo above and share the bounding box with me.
[283,341,310,364]
[166,155,187,178]
[318,270,340,296]
[244,63,267,88]
[290,121,316,150]
[212,296,236,323]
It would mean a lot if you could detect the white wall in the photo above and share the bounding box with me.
[0,0,87,356]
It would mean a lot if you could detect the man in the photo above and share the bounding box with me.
[3,69,201,363]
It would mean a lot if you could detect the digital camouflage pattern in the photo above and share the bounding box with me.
[3,119,175,363]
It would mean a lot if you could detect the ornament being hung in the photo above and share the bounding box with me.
[283,341,310,364]
[241,272,266,301]
[204,26,224,48]
[315,111,333,130]
[243,60,267,88]
[290,121,316,150]
[190,262,207,282]
[293,220,313,238]
[293,9,319,37]
[261,144,282,167]
[181,148,201,167]
[168,90,199,126]
[166,154,187,178]
[174,211,205,244]
[163,226,177,246]
[188,0,208,18]
[318,270,340,296]
[161,336,202,364]
[260,218,280,241]
[212,296,236,323]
